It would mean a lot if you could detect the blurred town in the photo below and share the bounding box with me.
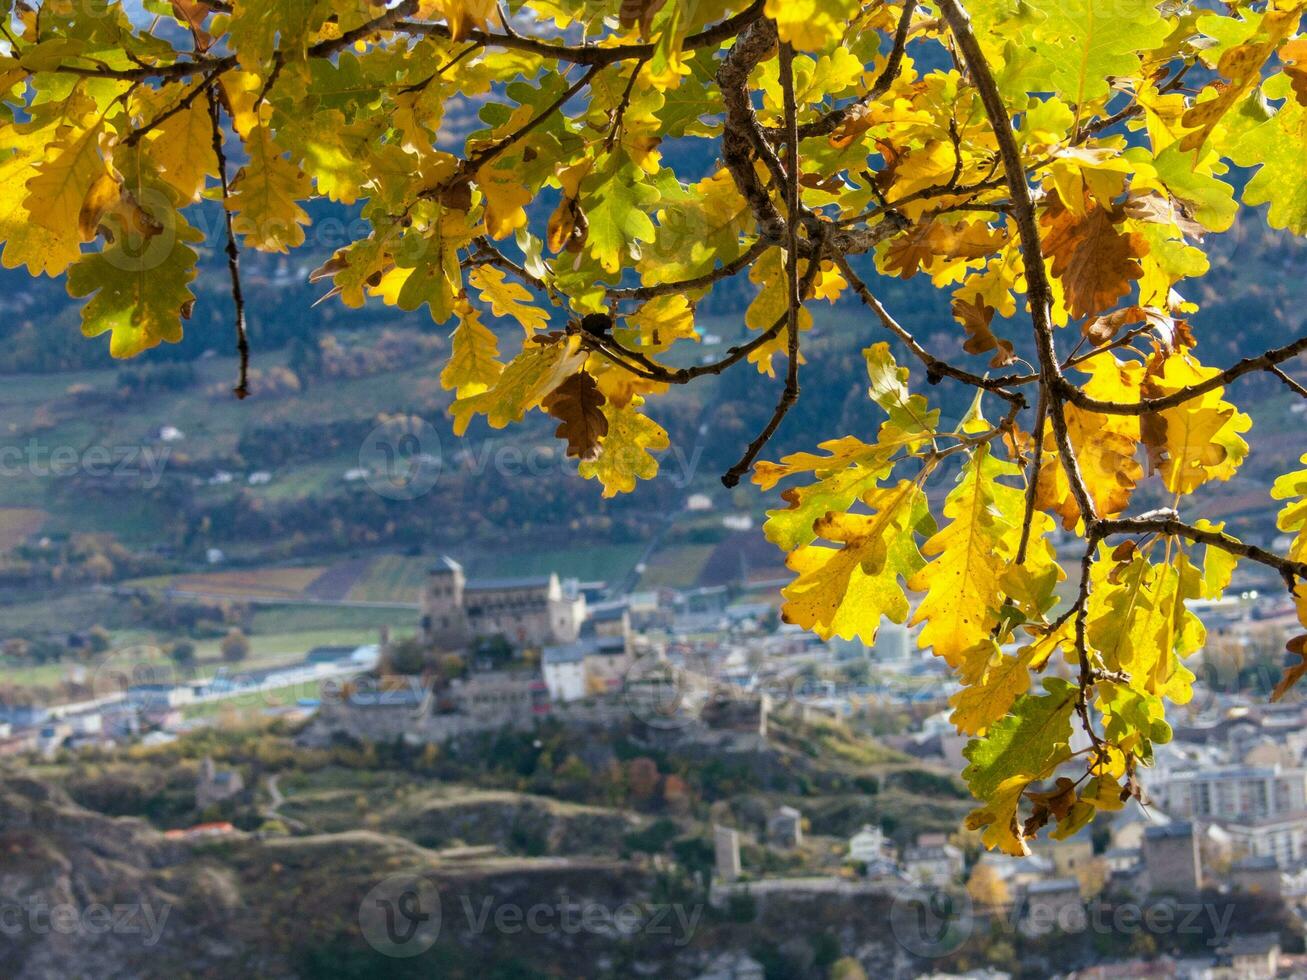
[5,535,1307,978]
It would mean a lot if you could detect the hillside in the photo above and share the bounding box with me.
[1,206,1305,653]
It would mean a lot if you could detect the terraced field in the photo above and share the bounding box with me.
[0,507,45,552]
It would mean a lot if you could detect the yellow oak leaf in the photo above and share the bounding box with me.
[1140,351,1251,494]
[141,86,215,202]
[909,445,1025,669]
[450,333,585,435]
[469,265,548,335]
[780,480,931,644]
[765,0,860,51]
[1272,453,1307,565]
[1037,353,1146,528]
[578,394,669,497]
[226,127,312,252]
[477,163,532,240]
[24,124,106,242]
[440,300,503,398]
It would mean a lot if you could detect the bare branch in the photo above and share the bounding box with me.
[207,86,249,400]
[397,1,766,68]
[1099,510,1307,586]
[723,40,807,490]
[1270,363,1307,400]
[830,253,1026,407]
[938,0,1096,526]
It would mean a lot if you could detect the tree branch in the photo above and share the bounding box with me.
[397,1,766,68]
[207,86,249,399]
[1062,337,1307,415]
[760,0,915,142]
[830,252,1026,407]
[717,16,787,242]
[723,40,807,490]
[1098,510,1307,586]
[938,0,1096,527]
[606,238,770,301]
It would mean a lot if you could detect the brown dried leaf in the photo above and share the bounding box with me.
[1040,193,1149,320]
[953,295,1016,367]
[1273,634,1307,702]
[618,0,669,36]
[543,371,608,461]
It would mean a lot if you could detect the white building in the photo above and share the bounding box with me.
[848,824,889,864]
[1220,813,1307,868]
[903,843,963,887]
[542,644,587,702]
[1151,764,1307,821]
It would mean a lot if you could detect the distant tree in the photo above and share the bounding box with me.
[966,863,1010,910]
[626,757,660,801]
[386,637,429,675]
[830,958,868,980]
[2,638,30,661]
[219,629,251,664]
[86,626,112,655]
[169,641,197,667]
[472,634,513,668]
[439,653,467,680]
[662,774,691,814]
[82,553,113,582]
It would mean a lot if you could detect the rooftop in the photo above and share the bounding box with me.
[1144,821,1194,840]
[1226,932,1281,956]
[1026,877,1080,895]
[542,644,586,664]
[465,575,555,592]
[1232,854,1280,871]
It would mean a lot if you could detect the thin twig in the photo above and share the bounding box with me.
[938,0,1095,528]
[397,0,766,69]
[1099,511,1307,587]
[605,56,647,151]
[723,42,807,489]
[1064,336,1307,415]
[208,87,249,399]
[1269,364,1307,399]
[831,253,1025,406]
[1015,392,1048,565]
[124,70,222,147]
[761,0,915,141]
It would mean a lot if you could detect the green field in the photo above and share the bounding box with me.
[463,543,644,584]
[637,544,716,589]
[346,554,428,603]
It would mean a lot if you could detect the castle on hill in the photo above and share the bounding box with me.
[419,556,586,650]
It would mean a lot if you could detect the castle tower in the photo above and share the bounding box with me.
[421,556,470,649]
